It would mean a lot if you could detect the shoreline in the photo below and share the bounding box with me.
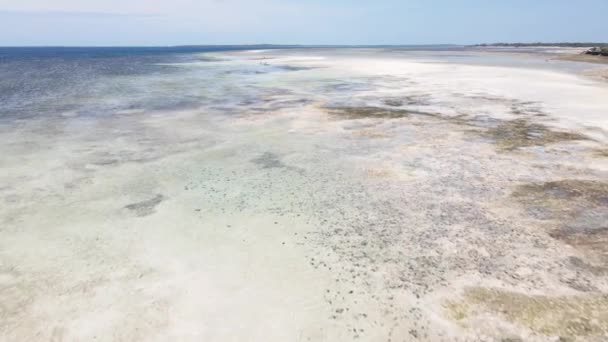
[548,51,608,82]
[554,53,608,65]
[470,45,608,81]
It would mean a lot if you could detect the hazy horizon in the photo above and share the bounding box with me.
[1,43,606,49]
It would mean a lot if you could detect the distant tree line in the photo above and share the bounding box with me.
[472,42,608,48]
[471,42,608,56]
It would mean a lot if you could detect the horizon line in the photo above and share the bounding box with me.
[0,42,606,49]
[0,44,462,48]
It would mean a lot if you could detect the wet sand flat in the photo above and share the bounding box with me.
[1,48,608,341]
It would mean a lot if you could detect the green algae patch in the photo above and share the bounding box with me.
[445,287,608,338]
[484,119,588,151]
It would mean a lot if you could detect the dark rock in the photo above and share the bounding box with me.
[584,47,606,56]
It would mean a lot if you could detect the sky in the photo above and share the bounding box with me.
[0,0,606,46]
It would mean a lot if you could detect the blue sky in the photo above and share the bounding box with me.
[0,0,606,46]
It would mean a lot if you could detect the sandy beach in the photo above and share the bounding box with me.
[1,47,608,341]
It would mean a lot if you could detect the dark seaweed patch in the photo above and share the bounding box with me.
[510,102,547,117]
[513,180,608,263]
[553,228,608,261]
[383,99,404,107]
[125,194,166,217]
[322,81,371,93]
[514,180,608,209]
[483,119,588,150]
[594,148,608,157]
[251,152,285,169]
[275,65,320,72]
[325,106,411,119]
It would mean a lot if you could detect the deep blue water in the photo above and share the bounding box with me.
[0,45,465,120]
[0,45,304,59]
[0,45,461,60]
[0,46,292,119]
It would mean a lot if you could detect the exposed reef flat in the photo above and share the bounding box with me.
[1,47,608,341]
